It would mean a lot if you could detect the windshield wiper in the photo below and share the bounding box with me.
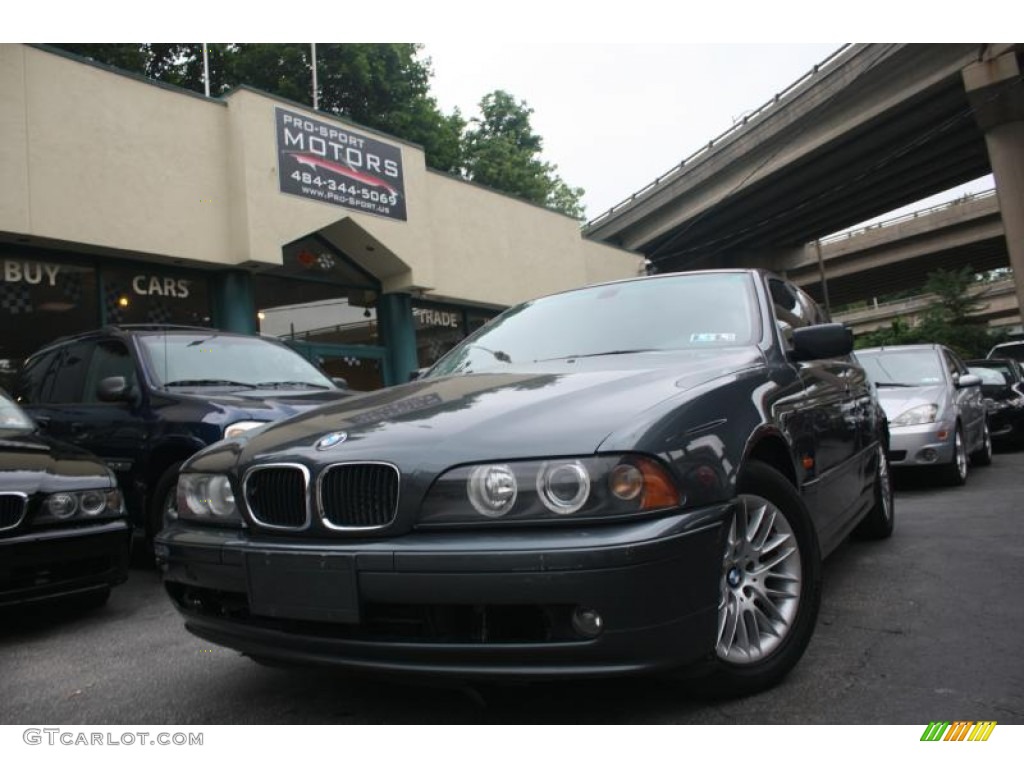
[874,382,917,388]
[462,344,512,363]
[539,348,657,362]
[254,381,330,390]
[162,379,255,388]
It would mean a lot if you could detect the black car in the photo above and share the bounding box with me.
[967,357,1024,446]
[1,389,130,608]
[157,270,893,695]
[13,325,352,543]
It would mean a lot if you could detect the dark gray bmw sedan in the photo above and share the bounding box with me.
[156,269,893,695]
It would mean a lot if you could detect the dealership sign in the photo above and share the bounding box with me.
[276,108,407,221]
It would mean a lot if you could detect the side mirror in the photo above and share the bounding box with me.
[97,376,132,402]
[790,324,853,361]
[331,377,349,389]
[956,373,982,388]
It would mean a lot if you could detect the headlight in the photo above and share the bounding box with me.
[37,488,124,524]
[984,398,1007,412]
[177,473,241,525]
[891,404,939,427]
[223,420,268,439]
[419,454,683,526]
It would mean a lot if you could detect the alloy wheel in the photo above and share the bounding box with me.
[877,446,893,522]
[954,429,967,481]
[716,495,803,664]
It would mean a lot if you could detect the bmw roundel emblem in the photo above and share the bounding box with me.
[315,431,348,450]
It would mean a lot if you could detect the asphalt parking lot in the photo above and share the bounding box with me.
[2,449,1023,725]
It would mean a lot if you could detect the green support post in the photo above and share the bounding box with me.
[211,270,256,334]
[376,293,417,386]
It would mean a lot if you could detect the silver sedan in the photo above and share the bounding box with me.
[856,344,990,485]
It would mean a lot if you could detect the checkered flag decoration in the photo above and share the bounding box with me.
[0,282,33,315]
[61,272,84,305]
[146,302,175,325]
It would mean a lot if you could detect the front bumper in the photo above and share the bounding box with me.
[0,520,131,607]
[157,503,731,680]
[986,406,1024,441]
[887,423,956,467]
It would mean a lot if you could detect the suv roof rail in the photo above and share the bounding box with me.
[27,324,225,356]
[102,324,219,332]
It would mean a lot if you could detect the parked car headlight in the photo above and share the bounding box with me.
[983,397,1007,412]
[224,420,268,439]
[177,473,241,524]
[37,488,124,524]
[419,454,682,526]
[891,404,939,427]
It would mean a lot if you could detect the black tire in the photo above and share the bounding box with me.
[855,444,895,540]
[941,426,969,486]
[970,422,993,467]
[693,460,822,698]
[147,461,184,545]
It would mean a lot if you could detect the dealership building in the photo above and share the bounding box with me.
[0,44,640,392]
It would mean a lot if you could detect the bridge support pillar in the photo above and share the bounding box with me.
[964,52,1024,328]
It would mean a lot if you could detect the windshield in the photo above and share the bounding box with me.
[137,334,335,390]
[968,366,1010,386]
[428,273,759,377]
[857,349,944,387]
[0,390,34,430]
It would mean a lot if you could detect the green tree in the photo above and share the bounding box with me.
[49,43,463,173]
[463,90,585,219]
[855,266,1006,357]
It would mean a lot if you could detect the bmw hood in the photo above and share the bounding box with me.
[194,348,766,474]
[0,431,116,495]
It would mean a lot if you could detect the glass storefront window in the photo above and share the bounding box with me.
[414,303,467,369]
[102,265,211,327]
[0,255,98,393]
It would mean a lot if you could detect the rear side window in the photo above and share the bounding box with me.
[46,342,93,404]
[14,349,59,404]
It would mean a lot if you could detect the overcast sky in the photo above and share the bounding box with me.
[423,42,994,229]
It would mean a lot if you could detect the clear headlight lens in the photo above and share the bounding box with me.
[177,473,241,524]
[223,420,268,439]
[891,404,939,427]
[45,493,77,519]
[419,454,683,526]
[467,464,517,518]
[536,461,591,515]
[38,488,125,524]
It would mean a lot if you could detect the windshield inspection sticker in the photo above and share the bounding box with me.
[691,333,737,343]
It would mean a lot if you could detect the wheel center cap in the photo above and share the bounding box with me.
[727,567,742,588]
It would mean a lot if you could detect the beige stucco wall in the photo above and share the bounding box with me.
[0,44,640,306]
[2,45,233,264]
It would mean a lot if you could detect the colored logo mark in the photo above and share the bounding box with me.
[315,431,348,450]
[920,721,997,741]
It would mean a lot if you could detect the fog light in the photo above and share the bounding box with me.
[572,606,604,638]
[918,448,938,463]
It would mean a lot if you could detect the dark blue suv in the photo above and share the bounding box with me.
[13,325,352,543]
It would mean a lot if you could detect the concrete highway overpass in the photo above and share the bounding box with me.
[783,189,1009,308]
[583,43,1024,314]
